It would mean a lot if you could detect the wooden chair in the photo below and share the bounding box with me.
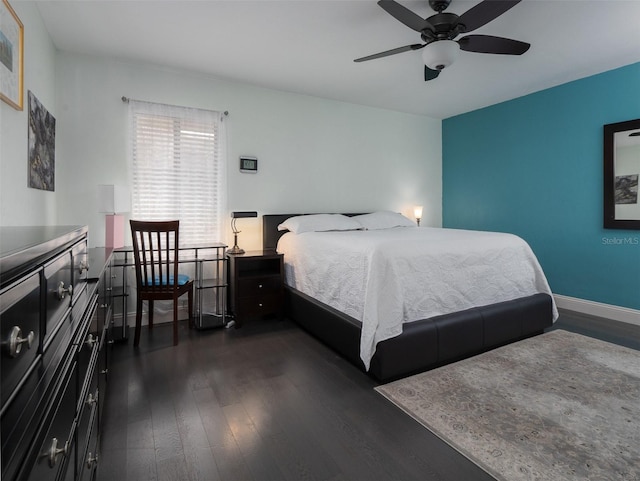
[129,220,193,346]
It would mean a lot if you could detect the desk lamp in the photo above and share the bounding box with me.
[229,211,257,254]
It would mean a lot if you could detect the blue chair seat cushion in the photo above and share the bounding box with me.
[146,273,191,286]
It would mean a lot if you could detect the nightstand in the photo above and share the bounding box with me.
[227,250,284,327]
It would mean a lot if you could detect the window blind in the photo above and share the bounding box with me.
[129,101,226,246]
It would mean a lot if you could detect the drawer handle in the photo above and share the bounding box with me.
[78,260,90,274]
[86,452,99,470]
[5,326,35,358]
[56,281,73,300]
[106,287,113,292]
[101,368,109,375]
[86,390,99,406]
[85,334,97,348]
[46,437,69,468]
[100,303,108,308]
[258,303,263,308]
[258,284,263,289]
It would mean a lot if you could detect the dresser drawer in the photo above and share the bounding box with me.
[70,284,90,340]
[236,295,282,319]
[76,296,98,394]
[44,252,73,345]
[97,329,108,429]
[1,271,41,407]
[1,306,75,481]
[237,275,282,297]
[78,405,99,481]
[97,263,112,338]
[76,373,98,479]
[21,361,77,481]
[72,241,89,305]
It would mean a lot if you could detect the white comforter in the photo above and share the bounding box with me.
[277,227,558,370]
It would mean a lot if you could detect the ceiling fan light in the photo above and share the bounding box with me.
[421,40,459,70]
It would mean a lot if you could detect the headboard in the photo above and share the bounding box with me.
[263,214,300,251]
[262,213,366,251]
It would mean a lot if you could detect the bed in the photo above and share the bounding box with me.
[263,213,557,381]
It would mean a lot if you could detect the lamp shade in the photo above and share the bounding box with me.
[98,184,130,214]
[414,206,423,219]
[231,211,258,219]
[421,40,459,71]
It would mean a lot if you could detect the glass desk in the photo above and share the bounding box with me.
[111,243,228,341]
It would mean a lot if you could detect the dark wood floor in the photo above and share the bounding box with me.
[97,310,640,481]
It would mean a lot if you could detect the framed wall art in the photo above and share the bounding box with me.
[28,91,56,191]
[604,119,640,229]
[0,0,24,110]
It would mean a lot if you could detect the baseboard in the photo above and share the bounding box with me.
[553,294,640,327]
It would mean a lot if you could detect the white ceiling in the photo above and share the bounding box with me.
[35,0,640,119]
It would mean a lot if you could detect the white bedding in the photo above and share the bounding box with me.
[277,227,558,370]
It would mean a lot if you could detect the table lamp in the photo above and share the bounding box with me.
[414,206,423,227]
[228,211,257,254]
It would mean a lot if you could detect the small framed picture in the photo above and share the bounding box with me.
[0,0,24,110]
[240,156,258,173]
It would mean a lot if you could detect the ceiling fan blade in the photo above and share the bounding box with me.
[377,0,433,33]
[458,35,530,55]
[457,0,522,33]
[424,66,440,81]
[354,44,425,62]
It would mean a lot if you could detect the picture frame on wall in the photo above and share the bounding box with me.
[28,91,56,191]
[0,0,24,110]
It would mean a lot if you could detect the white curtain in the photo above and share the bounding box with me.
[127,100,227,246]
[126,100,227,320]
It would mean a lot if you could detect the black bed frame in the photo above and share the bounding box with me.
[263,214,554,382]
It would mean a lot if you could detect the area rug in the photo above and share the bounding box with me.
[376,330,640,481]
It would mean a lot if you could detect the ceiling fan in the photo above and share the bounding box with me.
[355,0,530,81]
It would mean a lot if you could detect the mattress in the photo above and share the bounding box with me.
[277,226,558,370]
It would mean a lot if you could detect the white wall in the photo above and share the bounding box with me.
[0,1,57,226]
[55,53,442,249]
[1,5,442,247]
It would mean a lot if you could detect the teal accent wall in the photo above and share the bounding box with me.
[443,63,640,310]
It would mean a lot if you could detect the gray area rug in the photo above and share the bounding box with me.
[376,330,640,481]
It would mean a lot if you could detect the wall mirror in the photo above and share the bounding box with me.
[604,119,640,229]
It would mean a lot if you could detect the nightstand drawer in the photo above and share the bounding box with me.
[236,295,282,319]
[237,276,281,297]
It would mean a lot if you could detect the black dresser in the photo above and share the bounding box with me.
[1,226,112,481]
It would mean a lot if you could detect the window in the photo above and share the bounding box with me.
[128,100,226,245]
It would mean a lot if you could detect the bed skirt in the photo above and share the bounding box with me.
[285,286,554,382]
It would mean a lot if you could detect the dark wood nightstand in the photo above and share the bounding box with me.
[227,250,284,327]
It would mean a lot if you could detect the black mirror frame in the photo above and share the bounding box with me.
[604,119,640,230]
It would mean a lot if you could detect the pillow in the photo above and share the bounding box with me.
[277,214,362,234]
[353,211,415,230]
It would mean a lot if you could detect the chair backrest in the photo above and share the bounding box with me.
[130,220,181,294]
